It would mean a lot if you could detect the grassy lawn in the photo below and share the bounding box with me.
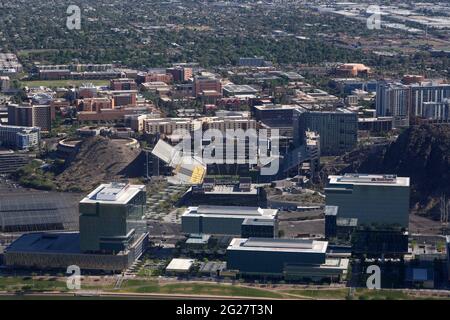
[120,280,286,299]
[22,79,110,88]
[80,279,116,291]
[353,289,449,300]
[0,277,68,293]
[353,289,415,300]
[283,288,349,300]
[282,288,450,300]
[136,268,163,277]
[1,275,449,300]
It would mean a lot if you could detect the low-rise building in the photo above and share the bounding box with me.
[0,150,33,174]
[165,258,195,274]
[3,231,148,272]
[193,76,222,98]
[78,83,98,99]
[241,218,277,238]
[77,105,154,124]
[138,72,173,84]
[226,238,349,281]
[77,97,114,112]
[252,104,299,127]
[202,114,257,132]
[141,81,171,94]
[181,205,278,236]
[223,84,259,97]
[143,117,202,136]
[125,113,162,132]
[238,57,266,67]
[180,179,267,207]
[110,78,138,91]
[358,117,393,133]
[166,67,192,82]
[0,53,23,75]
[0,124,40,150]
[335,63,371,77]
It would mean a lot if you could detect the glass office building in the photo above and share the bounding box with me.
[325,174,410,229]
[79,183,146,254]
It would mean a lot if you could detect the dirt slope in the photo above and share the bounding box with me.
[55,136,142,192]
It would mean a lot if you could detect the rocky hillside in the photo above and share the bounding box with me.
[55,136,143,192]
[319,124,450,219]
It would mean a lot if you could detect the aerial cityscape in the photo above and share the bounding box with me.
[0,0,449,305]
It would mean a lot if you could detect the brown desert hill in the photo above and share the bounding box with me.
[55,136,143,192]
[318,124,450,219]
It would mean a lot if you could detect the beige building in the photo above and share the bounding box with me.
[202,115,257,132]
[143,118,202,135]
[142,114,256,136]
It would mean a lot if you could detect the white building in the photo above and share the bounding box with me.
[411,82,450,118]
[422,100,449,121]
[0,124,40,150]
[165,258,195,273]
[376,82,410,127]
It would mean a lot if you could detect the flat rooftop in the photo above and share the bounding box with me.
[328,173,410,187]
[186,234,211,244]
[0,124,40,132]
[228,238,327,254]
[242,218,275,226]
[80,183,145,204]
[183,206,277,220]
[166,258,195,272]
[308,108,355,115]
[286,258,349,271]
[253,104,299,111]
[223,84,258,93]
[280,72,304,79]
[4,231,142,257]
[5,232,81,254]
